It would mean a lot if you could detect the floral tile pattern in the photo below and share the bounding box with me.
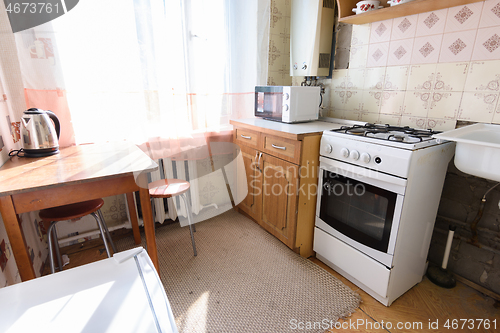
[445,3,483,32]
[479,0,500,28]
[416,9,447,37]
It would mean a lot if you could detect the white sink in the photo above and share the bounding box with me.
[433,123,500,182]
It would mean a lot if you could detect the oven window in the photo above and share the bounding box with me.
[319,170,397,253]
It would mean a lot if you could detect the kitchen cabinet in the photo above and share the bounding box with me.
[231,119,331,258]
[338,0,484,25]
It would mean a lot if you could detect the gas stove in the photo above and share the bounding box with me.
[315,120,456,306]
[326,123,442,150]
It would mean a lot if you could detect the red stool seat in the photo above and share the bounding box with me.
[39,199,104,222]
[39,198,115,274]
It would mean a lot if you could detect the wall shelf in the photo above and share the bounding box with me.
[337,0,485,25]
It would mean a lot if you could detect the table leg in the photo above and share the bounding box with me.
[0,196,36,281]
[126,192,141,245]
[138,183,159,275]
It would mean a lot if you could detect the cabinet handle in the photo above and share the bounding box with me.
[257,152,262,172]
[240,134,252,140]
[271,144,286,150]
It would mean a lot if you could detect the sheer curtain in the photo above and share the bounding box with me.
[15,0,269,151]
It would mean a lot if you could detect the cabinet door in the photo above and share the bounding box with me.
[237,145,261,220]
[259,153,299,250]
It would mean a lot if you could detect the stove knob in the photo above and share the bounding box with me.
[325,144,333,154]
[361,152,371,164]
[340,148,350,158]
[351,150,360,160]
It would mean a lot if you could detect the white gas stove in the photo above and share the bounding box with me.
[314,122,456,306]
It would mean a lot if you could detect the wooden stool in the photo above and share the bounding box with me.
[40,199,117,274]
[148,179,197,256]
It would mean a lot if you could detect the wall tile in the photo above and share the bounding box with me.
[364,67,386,90]
[349,44,369,69]
[445,3,483,33]
[458,91,498,122]
[439,30,476,63]
[407,64,437,91]
[400,116,456,130]
[435,62,468,92]
[427,91,462,119]
[479,0,500,28]
[412,35,443,64]
[384,65,409,90]
[491,102,500,123]
[426,118,457,131]
[346,68,365,89]
[391,15,418,41]
[360,112,380,123]
[472,27,500,60]
[331,90,346,110]
[331,69,348,89]
[380,90,405,115]
[379,114,402,126]
[344,90,362,110]
[416,9,448,37]
[360,90,382,113]
[403,91,429,117]
[387,39,414,66]
[464,60,500,92]
[370,20,393,44]
[367,42,390,67]
[351,23,371,46]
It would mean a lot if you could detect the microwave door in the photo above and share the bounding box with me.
[255,88,283,121]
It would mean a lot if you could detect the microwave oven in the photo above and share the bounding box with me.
[254,86,320,123]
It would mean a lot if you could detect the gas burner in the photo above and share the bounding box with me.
[388,135,406,142]
[328,123,443,149]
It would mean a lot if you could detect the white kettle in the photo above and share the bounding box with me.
[20,108,61,157]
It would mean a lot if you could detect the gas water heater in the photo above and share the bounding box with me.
[290,0,335,77]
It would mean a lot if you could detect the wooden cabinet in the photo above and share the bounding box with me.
[231,120,322,258]
[338,0,484,25]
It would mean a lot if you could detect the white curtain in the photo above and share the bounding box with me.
[13,0,269,150]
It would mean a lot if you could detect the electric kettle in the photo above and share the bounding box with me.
[20,108,61,157]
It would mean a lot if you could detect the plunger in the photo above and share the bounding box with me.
[427,225,457,288]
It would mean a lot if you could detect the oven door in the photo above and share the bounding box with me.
[315,157,406,267]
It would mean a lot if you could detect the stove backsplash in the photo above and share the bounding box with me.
[320,1,500,132]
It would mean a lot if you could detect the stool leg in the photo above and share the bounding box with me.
[180,193,197,257]
[91,212,112,257]
[47,222,57,274]
[52,225,63,272]
[97,209,117,253]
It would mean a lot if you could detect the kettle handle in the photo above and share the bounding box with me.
[45,110,61,139]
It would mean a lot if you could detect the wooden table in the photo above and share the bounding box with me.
[0,142,159,281]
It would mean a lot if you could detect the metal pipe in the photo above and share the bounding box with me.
[442,225,456,270]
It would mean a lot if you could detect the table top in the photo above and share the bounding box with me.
[0,142,158,196]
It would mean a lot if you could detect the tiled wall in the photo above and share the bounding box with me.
[324,0,500,131]
[268,0,293,86]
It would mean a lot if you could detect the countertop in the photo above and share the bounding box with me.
[230,118,361,140]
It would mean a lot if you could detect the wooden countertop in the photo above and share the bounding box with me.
[230,118,353,140]
[0,142,158,197]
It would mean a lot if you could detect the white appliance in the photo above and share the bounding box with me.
[254,85,320,123]
[314,123,455,306]
[290,0,335,77]
[0,248,178,333]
